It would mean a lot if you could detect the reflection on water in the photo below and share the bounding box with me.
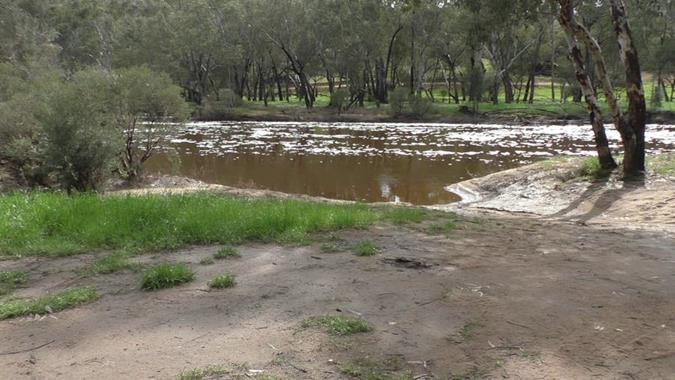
[145,121,675,205]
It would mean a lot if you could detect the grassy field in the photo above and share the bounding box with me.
[227,79,675,121]
[0,193,428,258]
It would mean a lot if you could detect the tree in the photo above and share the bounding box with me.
[110,66,190,181]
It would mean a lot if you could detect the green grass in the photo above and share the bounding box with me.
[426,220,458,235]
[178,365,230,380]
[0,287,98,320]
[214,246,240,259]
[648,153,675,176]
[0,193,377,258]
[353,240,379,257]
[0,270,27,296]
[199,257,215,265]
[89,253,139,274]
[208,274,236,289]
[141,263,195,291]
[302,314,372,336]
[380,207,428,225]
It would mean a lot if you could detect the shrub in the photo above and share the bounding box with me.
[38,69,120,191]
[208,274,236,289]
[110,66,189,181]
[201,89,242,120]
[409,95,432,118]
[330,89,350,113]
[141,263,195,290]
[388,87,409,116]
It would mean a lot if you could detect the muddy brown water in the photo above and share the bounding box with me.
[145,121,675,205]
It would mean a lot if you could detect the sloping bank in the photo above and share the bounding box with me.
[439,155,675,234]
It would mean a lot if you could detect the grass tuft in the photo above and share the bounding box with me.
[353,240,379,256]
[199,257,215,265]
[320,242,341,253]
[178,365,230,380]
[0,287,98,320]
[89,253,139,274]
[340,358,413,380]
[141,263,195,291]
[302,314,372,336]
[0,271,27,296]
[208,274,236,289]
[0,193,377,258]
[214,246,240,259]
[380,207,428,225]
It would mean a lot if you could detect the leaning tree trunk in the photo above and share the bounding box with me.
[609,0,647,175]
[559,1,617,169]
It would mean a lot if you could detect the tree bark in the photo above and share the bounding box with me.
[609,0,647,175]
[558,0,617,170]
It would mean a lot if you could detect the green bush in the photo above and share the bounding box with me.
[141,263,195,290]
[201,89,242,120]
[388,87,409,116]
[330,89,350,113]
[409,95,432,118]
[39,69,120,191]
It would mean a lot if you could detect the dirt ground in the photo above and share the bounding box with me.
[2,163,675,380]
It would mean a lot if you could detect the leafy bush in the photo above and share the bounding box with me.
[201,89,242,120]
[110,66,189,181]
[409,95,432,118]
[141,263,195,290]
[388,87,409,116]
[38,69,120,191]
[330,89,350,113]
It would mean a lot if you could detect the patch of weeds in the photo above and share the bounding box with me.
[580,157,612,179]
[208,274,236,289]
[0,271,26,296]
[0,287,98,320]
[141,263,195,291]
[341,358,412,380]
[458,321,483,342]
[90,253,140,274]
[199,257,215,265]
[648,153,675,176]
[353,240,379,257]
[426,220,458,235]
[302,314,372,336]
[214,246,240,260]
[320,242,342,253]
[178,365,230,380]
[380,207,428,225]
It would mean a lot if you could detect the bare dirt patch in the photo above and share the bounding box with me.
[1,213,673,379]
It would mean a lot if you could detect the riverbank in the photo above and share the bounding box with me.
[442,155,675,234]
[197,101,675,125]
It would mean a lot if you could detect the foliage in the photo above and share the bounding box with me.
[141,263,195,291]
[110,66,189,180]
[214,246,240,259]
[388,87,409,116]
[353,240,379,257]
[330,89,350,113]
[0,193,377,257]
[178,365,231,380]
[208,274,236,289]
[38,69,120,191]
[302,314,372,336]
[0,287,98,320]
[89,253,139,274]
[409,95,432,118]
[0,271,27,297]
